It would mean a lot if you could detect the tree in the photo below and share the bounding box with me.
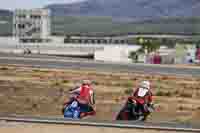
[128,51,138,62]
[137,37,161,54]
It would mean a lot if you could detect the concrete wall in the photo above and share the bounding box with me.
[0,37,140,62]
[22,43,105,55]
[0,37,18,45]
[0,37,105,56]
[94,45,141,63]
[50,36,65,43]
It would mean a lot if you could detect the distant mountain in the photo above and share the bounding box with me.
[46,0,200,19]
[0,9,12,17]
[0,9,13,36]
[51,15,200,35]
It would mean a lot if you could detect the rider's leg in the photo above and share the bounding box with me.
[79,103,94,112]
[136,103,144,114]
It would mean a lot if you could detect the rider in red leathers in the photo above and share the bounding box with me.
[63,80,95,118]
[131,81,153,119]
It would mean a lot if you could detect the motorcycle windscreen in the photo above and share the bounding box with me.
[137,88,148,97]
[70,101,78,108]
[64,101,80,119]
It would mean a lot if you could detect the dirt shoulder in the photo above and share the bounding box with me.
[0,65,199,124]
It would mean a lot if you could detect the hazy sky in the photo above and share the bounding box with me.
[0,0,85,10]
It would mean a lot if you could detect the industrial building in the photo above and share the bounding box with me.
[13,9,51,42]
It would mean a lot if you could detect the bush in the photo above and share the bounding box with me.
[174,90,179,95]
[0,67,9,70]
[62,79,69,84]
[92,81,100,85]
[32,103,38,109]
[156,91,172,97]
[179,92,192,98]
[124,88,133,95]
[178,106,184,111]
[32,69,50,73]
[51,80,63,86]
[128,51,138,62]
[122,82,133,88]
[156,91,165,96]
[165,91,173,97]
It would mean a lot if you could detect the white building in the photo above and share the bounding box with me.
[95,45,141,63]
[175,43,196,64]
[13,9,51,40]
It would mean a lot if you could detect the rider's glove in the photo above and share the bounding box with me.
[147,103,155,113]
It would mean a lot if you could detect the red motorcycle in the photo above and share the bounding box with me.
[62,89,95,119]
[115,96,154,121]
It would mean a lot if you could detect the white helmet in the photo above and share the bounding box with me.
[82,80,91,85]
[140,81,150,90]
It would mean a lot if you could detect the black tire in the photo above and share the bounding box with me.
[116,100,134,120]
[62,107,65,115]
[116,110,124,120]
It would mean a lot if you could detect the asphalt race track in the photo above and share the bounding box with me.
[0,53,199,77]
